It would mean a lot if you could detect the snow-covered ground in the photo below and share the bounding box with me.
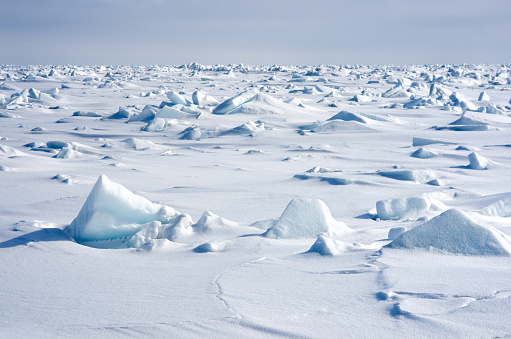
[1,64,511,338]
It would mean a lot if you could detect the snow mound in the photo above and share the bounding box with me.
[327,111,369,124]
[386,209,511,256]
[121,138,158,150]
[307,234,340,256]
[223,121,265,135]
[376,195,445,220]
[161,214,194,241]
[410,148,438,159]
[193,241,226,253]
[212,88,259,114]
[193,211,238,233]
[65,175,179,243]
[388,226,407,240]
[435,115,491,132]
[236,92,302,115]
[264,198,350,239]
[467,152,493,170]
[412,137,454,147]
[0,145,26,157]
[378,169,436,183]
[53,147,82,159]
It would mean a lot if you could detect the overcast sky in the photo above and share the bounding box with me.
[1,0,510,66]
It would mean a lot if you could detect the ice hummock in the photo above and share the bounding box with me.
[65,175,179,243]
[264,198,350,239]
[386,209,511,256]
[212,88,259,114]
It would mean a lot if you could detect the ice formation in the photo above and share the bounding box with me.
[386,209,511,255]
[307,234,339,255]
[467,152,492,170]
[212,88,259,114]
[166,91,191,105]
[264,198,350,239]
[192,90,219,106]
[376,195,440,220]
[410,148,438,159]
[65,175,179,243]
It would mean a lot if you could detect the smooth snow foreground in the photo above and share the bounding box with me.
[1,63,511,338]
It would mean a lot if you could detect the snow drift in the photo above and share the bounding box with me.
[386,209,511,256]
[264,198,350,239]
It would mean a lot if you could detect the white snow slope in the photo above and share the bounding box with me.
[1,63,511,338]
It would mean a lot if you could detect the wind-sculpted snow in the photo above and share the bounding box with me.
[1,63,511,338]
[376,195,445,220]
[386,209,511,256]
[264,198,350,239]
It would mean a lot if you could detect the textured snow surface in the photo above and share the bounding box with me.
[1,63,511,338]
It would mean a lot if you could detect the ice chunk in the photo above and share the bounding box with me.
[156,105,198,120]
[127,105,158,122]
[65,175,178,242]
[166,91,191,105]
[107,107,131,119]
[449,92,477,111]
[478,92,490,102]
[192,90,219,106]
[376,196,436,220]
[348,94,372,103]
[467,152,491,170]
[484,103,504,115]
[386,209,511,256]
[142,118,166,132]
[128,221,161,248]
[264,198,350,239]
[378,169,436,183]
[382,85,410,98]
[212,88,259,115]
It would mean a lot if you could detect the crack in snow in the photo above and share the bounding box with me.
[213,257,267,321]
